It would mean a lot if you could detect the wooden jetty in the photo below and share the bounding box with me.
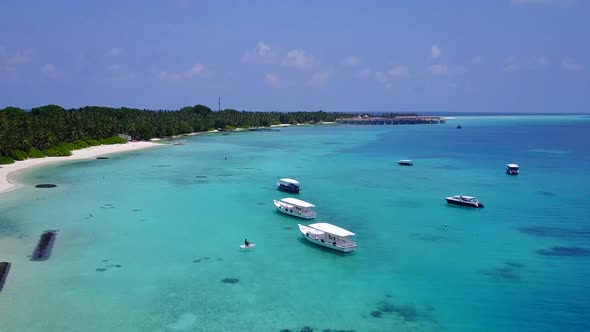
[336,115,445,125]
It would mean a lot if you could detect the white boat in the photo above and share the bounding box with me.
[506,163,519,175]
[445,195,484,208]
[240,244,256,249]
[298,223,357,252]
[273,198,317,219]
[277,178,300,193]
[398,160,413,166]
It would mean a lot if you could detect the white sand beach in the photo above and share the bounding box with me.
[0,141,161,194]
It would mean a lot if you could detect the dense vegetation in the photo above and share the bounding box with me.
[0,104,353,164]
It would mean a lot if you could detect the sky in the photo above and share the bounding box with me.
[0,0,589,113]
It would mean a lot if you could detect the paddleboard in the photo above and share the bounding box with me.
[240,244,256,249]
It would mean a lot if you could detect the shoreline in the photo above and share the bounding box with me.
[0,141,162,194]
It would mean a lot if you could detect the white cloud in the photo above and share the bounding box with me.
[159,63,206,81]
[358,68,371,79]
[375,71,388,83]
[431,45,441,59]
[429,64,449,76]
[41,63,62,78]
[472,56,485,65]
[537,56,549,65]
[264,72,280,87]
[282,49,314,69]
[106,48,122,57]
[342,55,360,66]
[561,58,584,71]
[388,65,409,78]
[502,56,520,72]
[308,69,333,87]
[511,0,573,6]
[242,41,274,64]
[8,50,33,65]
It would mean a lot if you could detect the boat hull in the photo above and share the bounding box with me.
[277,184,300,193]
[274,200,316,219]
[445,198,484,208]
[300,232,355,253]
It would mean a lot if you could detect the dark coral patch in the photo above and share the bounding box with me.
[536,246,590,257]
[505,261,525,268]
[370,311,382,318]
[300,327,314,332]
[96,268,107,272]
[536,190,556,196]
[222,278,239,284]
[516,226,590,239]
[479,267,521,281]
[96,157,109,160]
[192,259,201,263]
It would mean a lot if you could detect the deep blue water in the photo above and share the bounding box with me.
[0,115,589,332]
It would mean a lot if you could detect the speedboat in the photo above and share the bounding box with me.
[298,223,357,252]
[398,160,413,166]
[445,195,484,208]
[277,178,301,193]
[506,163,519,175]
[273,198,317,219]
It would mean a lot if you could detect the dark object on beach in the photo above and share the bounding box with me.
[221,278,239,284]
[370,310,382,318]
[0,262,11,292]
[96,157,109,160]
[456,125,462,129]
[35,183,57,188]
[30,230,58,261]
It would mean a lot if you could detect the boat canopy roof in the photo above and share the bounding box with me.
[506,163,519,168]
[281,197,315,207]
[399,159,413,162]
[279,178,300,185]
[458,195,477,200]
[308,222,355,237]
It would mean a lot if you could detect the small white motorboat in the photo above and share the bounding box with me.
[277,178,301,193]
[398,160,413,166]
[445,195,484,208]
[240,244,256,249]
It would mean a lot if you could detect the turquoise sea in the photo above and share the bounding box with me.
[1,115,589,332]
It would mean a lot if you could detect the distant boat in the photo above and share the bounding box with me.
[273,198,317,219]
[398,160,413,166]
[456,125,462,129]
[298,223,357,252]
[240,243,256,249]
[506,163,519,175]
[445,195,484,208]
[277,178,301,193]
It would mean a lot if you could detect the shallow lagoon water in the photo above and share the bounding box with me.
[1,116,589,331]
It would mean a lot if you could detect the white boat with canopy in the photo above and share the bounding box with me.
[298,223,357,252]
[277,178,301,193]
[273,197,317,219]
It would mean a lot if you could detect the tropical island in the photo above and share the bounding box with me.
[0,104,444,165]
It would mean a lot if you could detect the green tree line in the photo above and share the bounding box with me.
[0,104,355,164]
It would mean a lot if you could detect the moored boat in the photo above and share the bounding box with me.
[277,178,301,193]
[506,163,519,175]
[298,223,357,252]
[273,198,316,219]
[445,195,484,208]
[398,160,413,166]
